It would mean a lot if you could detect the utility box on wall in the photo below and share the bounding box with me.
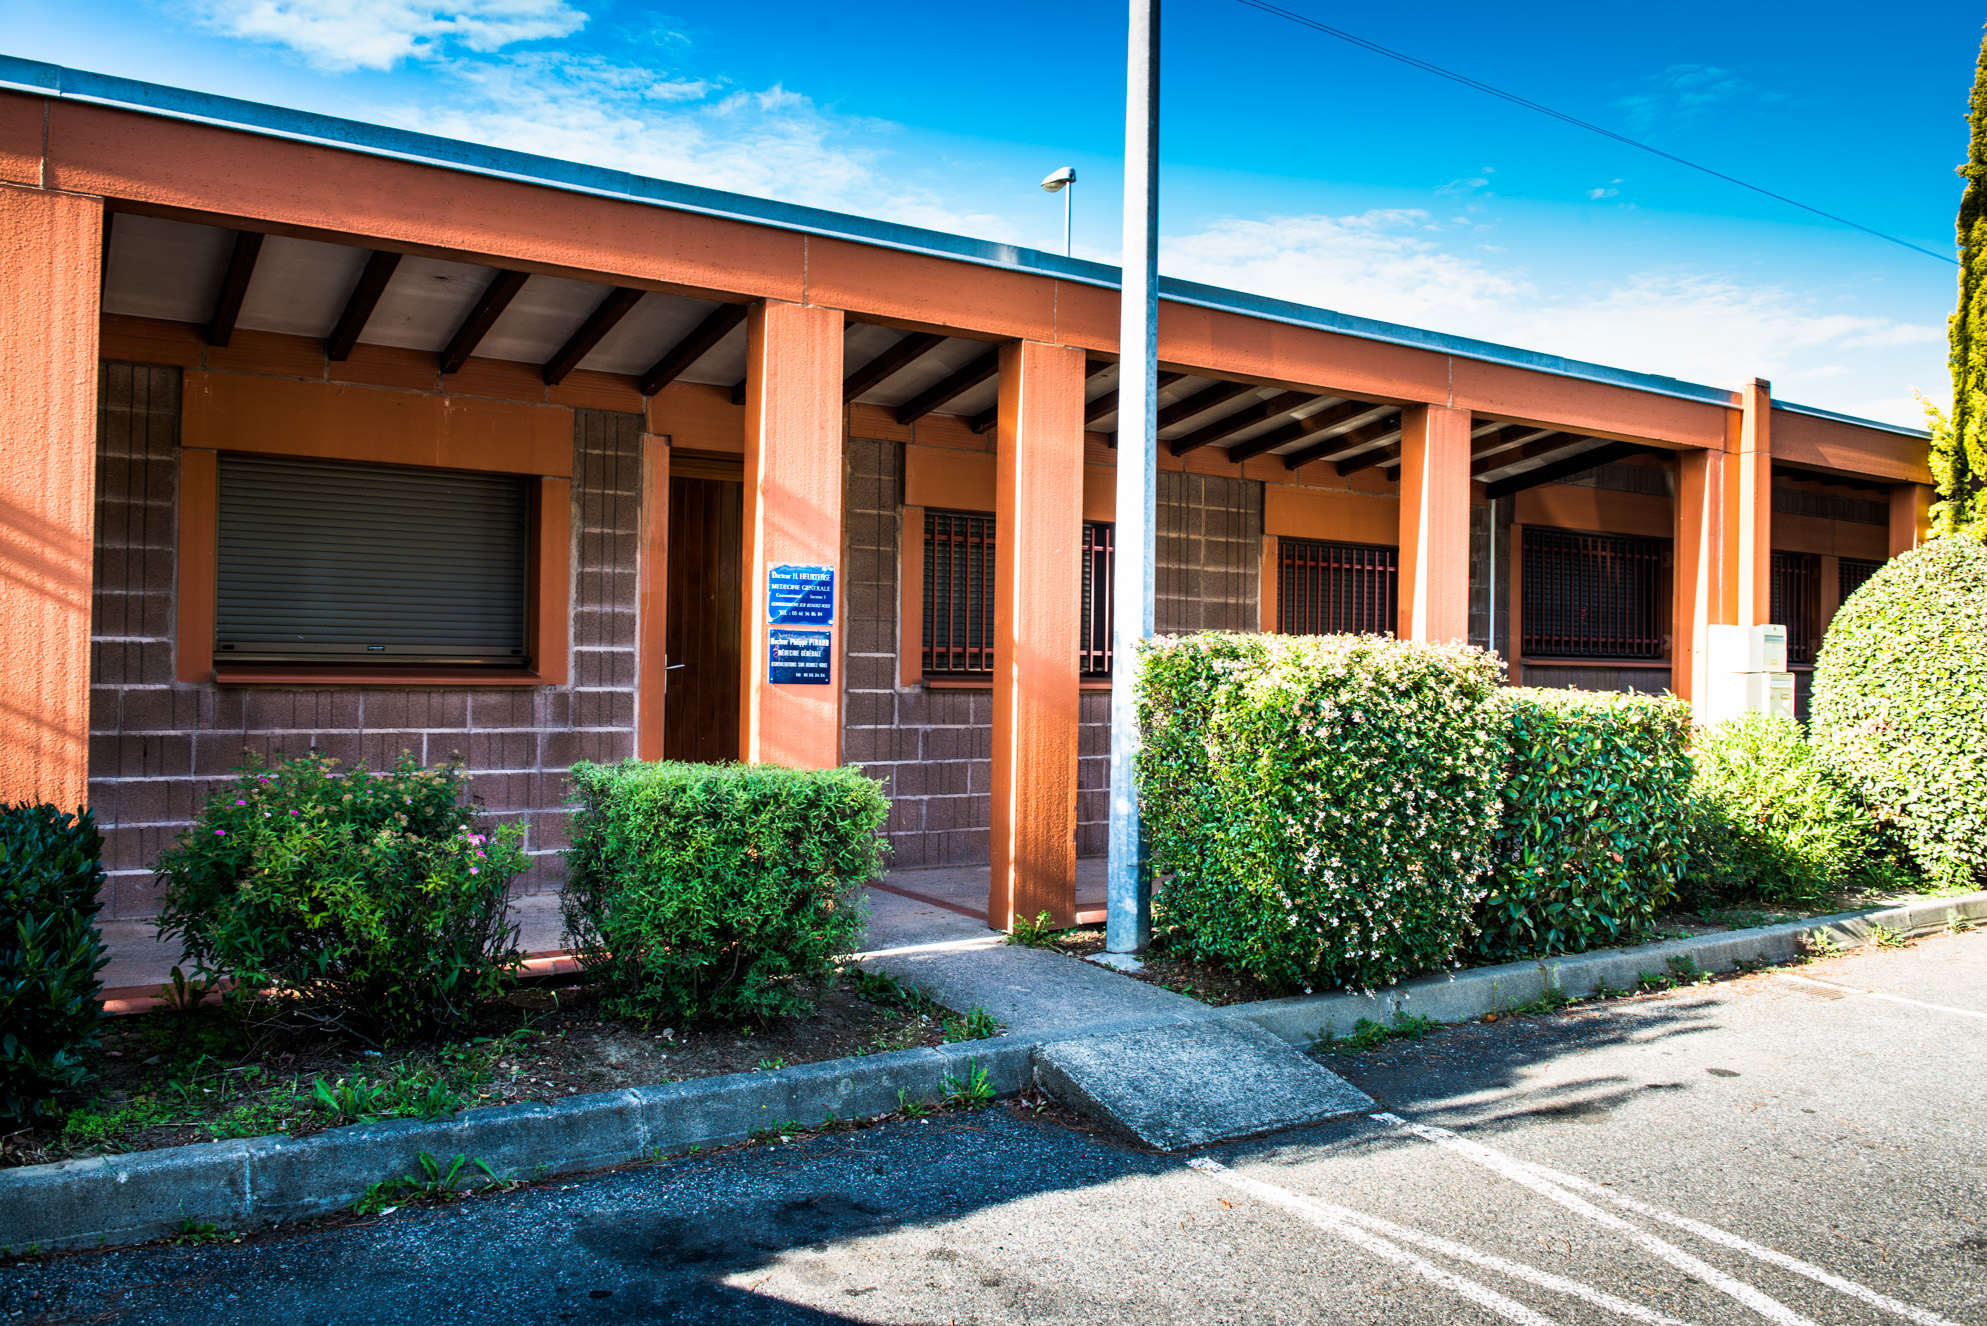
[1701,624,1795,725]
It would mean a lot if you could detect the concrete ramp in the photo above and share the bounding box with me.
[1033,1019,1373,1152]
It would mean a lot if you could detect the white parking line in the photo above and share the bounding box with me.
[1522,1162,1967,1326]
[1187,1158,1565,1326]
[1373,1113,1822,1326]
[1189,1158,1699,1326]
[1775,973,1987,1022]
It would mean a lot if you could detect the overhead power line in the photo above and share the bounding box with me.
[1233,0,1959,266]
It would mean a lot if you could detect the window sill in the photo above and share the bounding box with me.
[1520,657,1671,669]
[211,665,553,687]
[919,677,1117,690]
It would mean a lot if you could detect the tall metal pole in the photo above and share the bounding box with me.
[1064,182,1074,257]
[1106,0,1158,955]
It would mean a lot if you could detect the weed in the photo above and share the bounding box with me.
[1666,955,1712,986]
[1636,970,1676,992]
[846,968,937,1014]
[158,966,217,1016]
[1590,981,1626,1000]
[1499,989,1578,1019]
[754,1058,790,1072]
[941,1060,996,1110]
[1006,911,1058,949]
[895,1088,931,1118]
[1800,929,1847,960]
[1869,923,1908,949]
[169,1217,236,1245]
[1948,911,1977,935]
[1732,954,1773,975]
[1312,1012,1440,1056]
[941,1007,999,1042]
[352,1152,505,1214]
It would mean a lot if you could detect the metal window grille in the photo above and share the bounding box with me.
[1771,551,1821,667]
[1838,557,1882,604]
[1080,521,1115,677]
[1521,528,1666,660]
[1277,538,1398,635]
[922,510,995,676]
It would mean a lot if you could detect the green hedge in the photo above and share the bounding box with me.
[1812,534,1987,892]
[1473,689,1694,961]
[563,760,887,1024]
[1137,632,1507,993]
[0,805,108,1126]
[154,754,526,1044]
[1684,711,1887,907]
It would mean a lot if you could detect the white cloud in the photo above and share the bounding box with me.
[1164,208,1941,424]
[375,50,1008,236]
[190,0,586,72]
[1615,64,1766,136]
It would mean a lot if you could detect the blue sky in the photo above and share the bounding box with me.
[3,0,1980,426]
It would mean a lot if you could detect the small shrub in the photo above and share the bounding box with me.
[563,760,887,1025]
[154,754,526,1045]
[1137,632,1507,993]
[1683,711,1882,907]
[1812,534,1987,892]
[1473,689,1694,963]
[0,804,109,1126]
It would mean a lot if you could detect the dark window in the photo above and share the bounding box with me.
[1277,538,1397,635]
[922,510,995,676]
[1080,521,1114,678]
[1838,557,1882,604]
[1771,551,1821,667]
[1521,528,1666,660]
[216,454,529,665]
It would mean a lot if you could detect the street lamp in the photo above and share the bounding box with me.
[1040,166,1076,256]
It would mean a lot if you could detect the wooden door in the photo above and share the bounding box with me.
[662,474,743,762]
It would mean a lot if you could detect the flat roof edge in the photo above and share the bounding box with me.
[0,55,1927,441]
[1772,398,1931,441]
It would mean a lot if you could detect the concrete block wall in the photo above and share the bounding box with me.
[841,443,1263,871]
[86,362,639,919]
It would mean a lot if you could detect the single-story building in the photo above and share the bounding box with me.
[0,57,1932,932]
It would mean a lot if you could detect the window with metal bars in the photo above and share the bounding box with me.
[1771,551,1821,667]
[1277,539,1398,636]
[1080,522,1114,677]
[1521,528,1666,660]
[922,510,995,676]
[1838,557,1883,605]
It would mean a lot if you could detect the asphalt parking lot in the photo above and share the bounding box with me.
[4,928,1982,1325]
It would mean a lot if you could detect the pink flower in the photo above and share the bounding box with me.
[214,829,225,837]
[469,866,479,875]
[235,799,246,806]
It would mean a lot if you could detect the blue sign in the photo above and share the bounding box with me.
[768,628,832,685]
[767,564,835,625]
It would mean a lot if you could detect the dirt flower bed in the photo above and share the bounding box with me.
[1033,884,1932,1010]
[0,970,991,1171]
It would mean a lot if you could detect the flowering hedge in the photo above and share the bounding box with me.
[1472,688,1693,962]
[1137,632,1507,992]
[154,754,525,1044]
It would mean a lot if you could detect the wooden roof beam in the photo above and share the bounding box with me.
[1283,414,1401,470]
[326,250,403,363]
[639,303,747,396]
[1224,399,1377,463]
[204,230,263,348]
[440,269,527,374]
[1075,370,1188,430]
[1168,391,1315,457]
[1155,380,1252,431]
[897,349,999,425]
[544,286,645,385]
[1471,432,1584,478]
[1485,441,1652,499]
[844,331,947,402]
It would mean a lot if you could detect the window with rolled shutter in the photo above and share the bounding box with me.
[215,454,530,664]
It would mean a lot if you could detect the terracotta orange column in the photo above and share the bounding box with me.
[1728,379,1773,627]
[1672,447,1724,703]
[0,185,102,810]
[1888,483,1932,557]
[636,431,670,760]
[739,300,844,768]
[989,340,1084,932]
[1396,403,1472,642]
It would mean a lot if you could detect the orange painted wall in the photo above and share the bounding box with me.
[1515,486,1672,540]
[0,184,101,809]
[1263,484,1398,546]
[1773,408,1931,486]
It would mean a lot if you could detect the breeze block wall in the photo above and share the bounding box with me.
[840,439,1265,872]
[86,361,640,920]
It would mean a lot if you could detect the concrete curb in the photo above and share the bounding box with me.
[5,890,1980,1254]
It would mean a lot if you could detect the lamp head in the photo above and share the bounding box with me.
[1040,166,1076,193]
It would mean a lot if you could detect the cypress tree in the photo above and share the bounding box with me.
[1935,27,1987,534]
